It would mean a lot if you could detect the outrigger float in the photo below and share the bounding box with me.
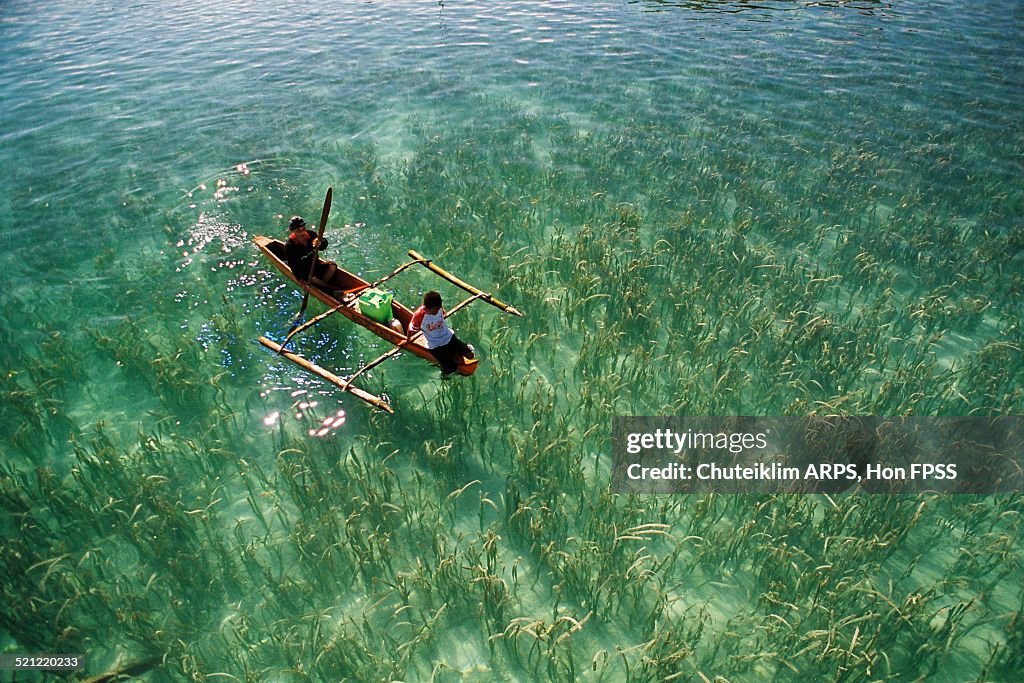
[255,189,523,413]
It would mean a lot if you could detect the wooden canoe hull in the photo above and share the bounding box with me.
[255,236,479,376]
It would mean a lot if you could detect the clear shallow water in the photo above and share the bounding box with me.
[1,1,1023,681]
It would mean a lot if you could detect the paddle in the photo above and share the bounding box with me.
[290,186,333,328]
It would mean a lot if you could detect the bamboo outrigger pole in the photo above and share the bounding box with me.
[258,336,393,413]
[408,249,523,317]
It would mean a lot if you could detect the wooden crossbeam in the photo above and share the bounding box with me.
[345,292,486,382]
[280,256,427,350]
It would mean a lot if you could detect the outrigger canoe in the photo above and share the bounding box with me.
[254,232,522,413]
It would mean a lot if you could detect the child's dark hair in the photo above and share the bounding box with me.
[423,290,443,309]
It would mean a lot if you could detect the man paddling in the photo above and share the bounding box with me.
[285,216,338,289]
[408,290,475,376]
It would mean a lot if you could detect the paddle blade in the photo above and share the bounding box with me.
[316,187,332,237]
[296,186,334,319]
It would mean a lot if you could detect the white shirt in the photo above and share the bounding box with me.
[410,306,454,349]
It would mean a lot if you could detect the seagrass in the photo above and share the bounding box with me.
[2,75,1021,682]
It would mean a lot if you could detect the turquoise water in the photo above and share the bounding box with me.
[2,1,1023,680]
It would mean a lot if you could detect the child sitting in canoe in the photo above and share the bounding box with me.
[285,216,338,289]
[409,290,475,375]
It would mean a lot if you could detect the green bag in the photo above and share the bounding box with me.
[357,288,393,324]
